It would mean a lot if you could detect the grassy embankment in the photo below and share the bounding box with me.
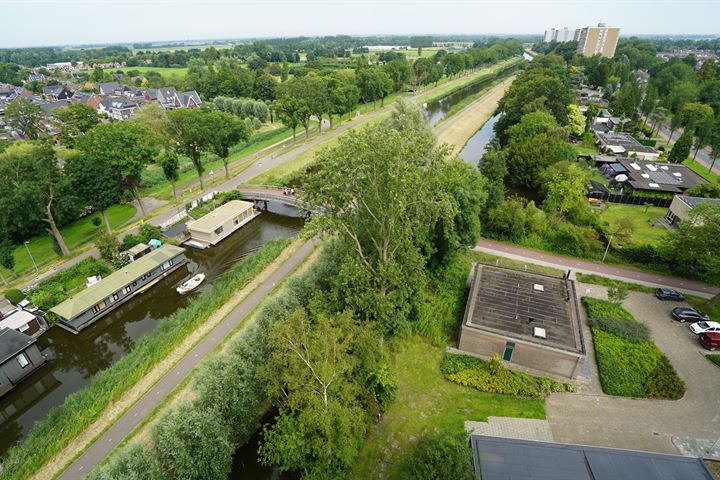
[0,239,291,480]
[0,204,136,283]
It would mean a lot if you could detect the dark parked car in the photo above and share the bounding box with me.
[672,307,711,323]
[699,332,720,351]
[655,288,685,301]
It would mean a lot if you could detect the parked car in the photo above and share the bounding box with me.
[672,307,711,323]
[699,332,720,351]
[689,321,720,335]
[655,288,685,301]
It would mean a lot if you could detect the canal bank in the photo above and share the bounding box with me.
[0,209,303,459]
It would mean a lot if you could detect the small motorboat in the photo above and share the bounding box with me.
[176,273,206,294]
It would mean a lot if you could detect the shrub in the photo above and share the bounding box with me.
[218,190,243,204]
[442,353,570,399]
[582,297,634,321]
[152,402,234,480]
[588,317,650,343]
[89,443,167,480]
[644,356,686,399]
[121,233,141,252]
[96,233,121,262]
[368,363,398,413]
[398,432,474,480]
[707,355,720,367]
[138,223,162,243]
[27,258,111,312]
[607,284,629,304]
[440,352,484,376]
[4,288,24,304]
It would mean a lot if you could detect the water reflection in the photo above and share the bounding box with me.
[0,211,302,456]
[459,114,501,166]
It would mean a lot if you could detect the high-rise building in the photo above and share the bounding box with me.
[576,23,620,58]
[543,27,577,43]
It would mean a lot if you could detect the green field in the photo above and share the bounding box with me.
[0,203,136,281]
[351,337,545,479]
[597,204,669,246]
[126,66,189,76]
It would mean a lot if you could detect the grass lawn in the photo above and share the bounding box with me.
[597,204,669,246]
[683,158,719,184]
[707,355,720,367]
[576,145,600,156]
[0,203,136,280]
[126,66,189,76]
[351,336,545,479]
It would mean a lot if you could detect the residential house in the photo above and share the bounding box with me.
[27,73,46,83]
[98,82,121,96]
[154,87,202,109]
[38,100,69,118]
[666,195,720,226]
[595,131,660,161]
[0,327,47,398]
[614,158,709,195]
[50,245,187,333]
[42,85,73,102]
[185,200,258,249]
[100,97,140,120]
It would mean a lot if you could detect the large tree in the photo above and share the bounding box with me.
[668,130,694,163]
[52,103,100,147]
[273,95,306,142]
[0,142,75,255]
[208,110,250,179]
[78,122,160,217]
[5,98,45,139]
[159,150,180,204]
[64,154,120,233]
[167,108,215,190]
[259,308,382,478]
[304,99,446,333]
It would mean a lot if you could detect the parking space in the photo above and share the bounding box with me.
[547,287,720,455]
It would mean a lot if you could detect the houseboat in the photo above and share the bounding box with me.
[184,200,258,249]
[0,327,47,398]
[0,298,47,337]
[50,245,187,333]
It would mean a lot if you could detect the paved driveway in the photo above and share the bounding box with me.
[547,288,720,455]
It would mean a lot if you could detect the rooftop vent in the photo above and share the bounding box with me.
[533,284,544,292]
[533,327,547,339]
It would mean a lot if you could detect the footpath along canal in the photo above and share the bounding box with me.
[0,207,302,456]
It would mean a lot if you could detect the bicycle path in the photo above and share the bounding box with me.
[56,238,318,480]
[475,238,719,298]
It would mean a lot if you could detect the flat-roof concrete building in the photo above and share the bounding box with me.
[185,200,258,248]
[458,264,585,379]
[576,23,620,58]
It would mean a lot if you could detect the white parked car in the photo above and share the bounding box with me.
[689,321,720,335]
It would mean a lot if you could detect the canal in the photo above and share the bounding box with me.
[424,62,520,127]
[0,207,303,456]
[458,113,500,166]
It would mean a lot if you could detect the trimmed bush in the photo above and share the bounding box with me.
[398,432,474,480]
[589,316,650,343]
[442,353,572,399]
[582,297,634,321]
[644,356,686,399]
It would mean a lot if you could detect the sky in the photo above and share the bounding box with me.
[2,0,719,48]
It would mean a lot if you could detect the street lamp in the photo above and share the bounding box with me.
[601,233,614,263]
[24,241,39,276]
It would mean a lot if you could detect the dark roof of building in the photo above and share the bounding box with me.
[677,195,720,208]
[463,264,583,354]
[617,159,709,193]
[471,436,715,480]
[0,327,36,365]
[39,100,69,117]
[596,132,658,154]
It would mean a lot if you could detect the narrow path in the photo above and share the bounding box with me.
[56,238,318,480]
[475,238,719,298]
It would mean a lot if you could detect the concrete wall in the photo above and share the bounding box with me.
[669,196,691,224]
[458,326,584,379]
